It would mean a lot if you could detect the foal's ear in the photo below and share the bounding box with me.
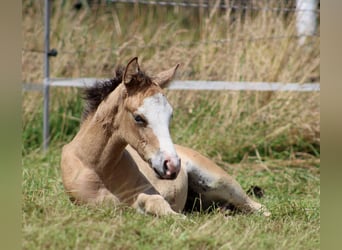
[123,57,140,85]
[153,64,180,88]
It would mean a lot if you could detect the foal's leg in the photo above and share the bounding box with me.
[62,158,176,216]
[62,149,179,216]
[66,168,121,207]
[176,145,270,216]
[61,151,120,207]
[132,193,180,216]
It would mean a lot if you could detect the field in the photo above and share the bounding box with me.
[22,1,320,249]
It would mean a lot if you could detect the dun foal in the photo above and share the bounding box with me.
[61,57,270,216]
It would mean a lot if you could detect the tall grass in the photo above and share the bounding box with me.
[22,89,319,165]
[23,1,319,82]
[22,0,320,162]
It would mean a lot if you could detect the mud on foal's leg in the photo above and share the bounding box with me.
[185,161,271,216]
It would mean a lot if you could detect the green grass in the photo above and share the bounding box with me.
[22,1,320,249]
[22,88,320,249]
[22,88,319,163]
[23,147,319,250]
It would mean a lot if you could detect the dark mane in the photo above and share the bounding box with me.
[82,66,153,121]
[82,67,124,121]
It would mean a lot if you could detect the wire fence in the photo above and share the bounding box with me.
[22,0,320,149]
[22,33,319,56]
[101,0,320,13]
[22,0,319,56]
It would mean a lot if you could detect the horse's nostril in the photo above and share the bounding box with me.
[163,160,169,173]
[162,158,179,179]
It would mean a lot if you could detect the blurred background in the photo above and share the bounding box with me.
[22,0,320,168]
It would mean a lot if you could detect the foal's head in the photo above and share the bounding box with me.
[119,58,181,179]
[92,57,180,179]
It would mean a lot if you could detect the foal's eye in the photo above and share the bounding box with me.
[133,114,146,125]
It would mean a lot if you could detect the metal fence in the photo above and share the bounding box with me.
[25,0,320,150]
[106,0,319,12]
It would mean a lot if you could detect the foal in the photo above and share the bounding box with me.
[61,57,270,217]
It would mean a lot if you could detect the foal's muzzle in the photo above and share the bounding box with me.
[151,151,181,180]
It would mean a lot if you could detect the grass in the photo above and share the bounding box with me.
[23,148,319,250]
[22,1,320,249]
[22,88,319,163]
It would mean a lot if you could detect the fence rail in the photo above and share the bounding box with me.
[23,79,320,92]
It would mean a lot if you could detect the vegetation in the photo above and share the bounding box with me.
[23,149,319,249]
[22,1,320,249]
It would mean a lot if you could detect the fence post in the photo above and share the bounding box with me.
[296,0,318,45]
[43,0,50,151]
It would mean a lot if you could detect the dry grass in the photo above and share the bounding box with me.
[22,1,319,82]
[22,0,320,160]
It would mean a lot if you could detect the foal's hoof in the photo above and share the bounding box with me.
[174,213,187,220]
[263,211,271,217]
[166,210,186,219]
[259,206,271,217]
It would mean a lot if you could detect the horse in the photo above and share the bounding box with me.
[61,57,270,217]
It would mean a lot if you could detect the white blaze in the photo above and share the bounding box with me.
[137,93,177,157]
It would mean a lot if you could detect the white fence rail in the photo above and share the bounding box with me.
[23,79,320,92]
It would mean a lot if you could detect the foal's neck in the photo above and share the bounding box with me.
[73,85,127,171]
